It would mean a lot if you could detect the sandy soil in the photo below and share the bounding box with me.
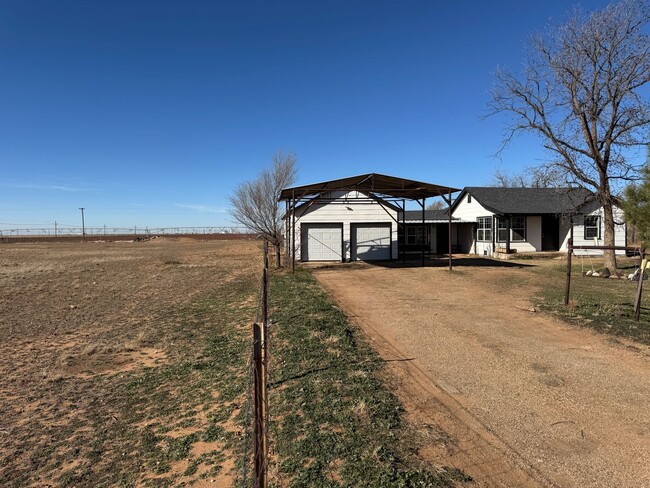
[315,260,650,488]
[0,238,259,486]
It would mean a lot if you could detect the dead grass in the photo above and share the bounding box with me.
[521,256,650,344]
[0,238,260,487]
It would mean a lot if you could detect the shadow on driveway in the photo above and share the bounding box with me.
[307,255,537,270]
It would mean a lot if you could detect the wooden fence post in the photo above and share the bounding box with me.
[565,238,573,306]
[252,241,269,487]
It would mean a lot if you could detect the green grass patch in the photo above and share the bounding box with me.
[268,269,470,487]
[532,260,650,344]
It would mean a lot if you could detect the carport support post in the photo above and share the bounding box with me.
[565,238,573,306]
[448,190,452,271]
[421,198,425,267]
[400,199,405,263]
[284,201,289,260]
[291,190,296,273]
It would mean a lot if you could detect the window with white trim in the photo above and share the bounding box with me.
[584,215,600,239]
[496,216,526,242]
[406,226,425,245]
[477,216,492,241]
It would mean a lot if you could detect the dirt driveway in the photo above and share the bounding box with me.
[314,261,650,488]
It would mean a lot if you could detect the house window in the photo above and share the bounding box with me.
[477,216,492,242]
[406,226,424,245]
[496,216,526,242]
[584,215,600,239]
[468,194,472,203]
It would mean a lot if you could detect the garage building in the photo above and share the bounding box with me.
[280,173,459,264]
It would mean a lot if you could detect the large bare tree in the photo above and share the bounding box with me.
[228,152,297,267]
[491,166,566,188]
[489,0,650,270]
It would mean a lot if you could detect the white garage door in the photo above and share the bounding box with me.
[301,224,343,261]
[352,224,391,261]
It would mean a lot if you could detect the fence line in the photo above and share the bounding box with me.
[242,241,270,488]
[0,225,252,237]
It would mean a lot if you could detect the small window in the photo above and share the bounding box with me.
[406,226,424,245]
[477,216,492,242]
[467,194,472,203]
[584,215,600,239]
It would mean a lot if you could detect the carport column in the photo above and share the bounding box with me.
[448,190,452,271]
[291,190,296,273]
[285,200,289,260]
[421,198,425,267]
[402,199,406,263]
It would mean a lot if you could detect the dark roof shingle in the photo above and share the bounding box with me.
[464,187,594,215]
[400,209,450,221]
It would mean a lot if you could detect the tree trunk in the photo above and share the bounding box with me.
[602,201,618,272]
[275,244,282,268]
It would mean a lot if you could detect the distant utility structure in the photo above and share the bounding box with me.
[0,225,252,238]
[79,207,85,242]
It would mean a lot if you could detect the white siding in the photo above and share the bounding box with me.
[289,191,398,261]
[562,205,627,255]
[453,193,494,255]
[525,216,542,251]
[453,193,492,221]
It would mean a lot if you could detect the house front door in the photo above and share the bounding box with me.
[541,215,560,251]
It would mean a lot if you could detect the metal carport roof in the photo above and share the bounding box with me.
[279,173,460,201]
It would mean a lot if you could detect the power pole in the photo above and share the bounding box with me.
[79,208,86,243]
[54,221,58,237]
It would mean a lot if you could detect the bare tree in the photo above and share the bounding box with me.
[491,166,566,188]
[489,0,650,270]
[229,152,297,267]
[426,199,446,210]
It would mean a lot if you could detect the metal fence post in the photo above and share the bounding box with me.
[634,250,646,322]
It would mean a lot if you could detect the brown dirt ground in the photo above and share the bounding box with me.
[314,259,650,488]
[0,238,260,487]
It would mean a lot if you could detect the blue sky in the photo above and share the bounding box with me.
[0,0,630,229]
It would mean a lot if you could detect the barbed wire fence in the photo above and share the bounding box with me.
[0,225,253,238]
[241,240,271,488]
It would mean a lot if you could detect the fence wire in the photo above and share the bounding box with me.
[241,243,271,488]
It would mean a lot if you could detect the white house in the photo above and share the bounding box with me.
[449,187,627,256]
[281,175,628,262]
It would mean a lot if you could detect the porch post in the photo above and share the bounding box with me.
[506,215,511,254]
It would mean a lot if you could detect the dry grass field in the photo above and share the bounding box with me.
[0,238,260,486]
[11,239,644,487]
[1,240,467,488]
